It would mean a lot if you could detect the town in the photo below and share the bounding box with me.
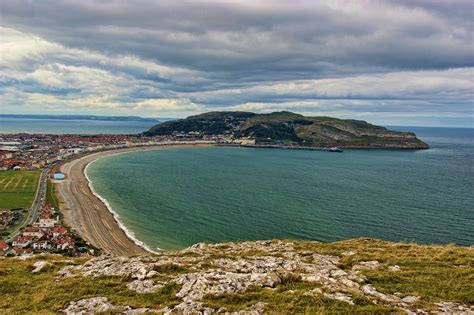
[0,203,83,257]
[0,133,255,171]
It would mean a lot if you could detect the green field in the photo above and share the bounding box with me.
[0,170,40,210]
[45,179,59,210]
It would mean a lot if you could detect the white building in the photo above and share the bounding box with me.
[34,218,56,228]
[12,237,32,248]
[32,240,51,250]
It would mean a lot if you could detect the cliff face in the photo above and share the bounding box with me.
[1,239,472,314]
[145,111,429,149]
[293,117,428,148]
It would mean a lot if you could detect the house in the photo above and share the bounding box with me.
[22,226,44,239]
[0,241,9,256]
[9,247,33,256]
[52,235,75,250]
[32,236,51,250]
[12,236,32,248]
[39,204,53,219]
[51,226,67,238]
[34,218,56,228]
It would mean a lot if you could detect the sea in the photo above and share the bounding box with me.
[84,126,474,250]
[0,117,157,134]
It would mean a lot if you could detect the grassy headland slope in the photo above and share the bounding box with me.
[1,239,472,314]
[145,111,429,149]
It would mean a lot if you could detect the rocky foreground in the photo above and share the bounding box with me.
[1,238,472,314]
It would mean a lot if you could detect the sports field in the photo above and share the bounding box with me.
[0,170,40,210]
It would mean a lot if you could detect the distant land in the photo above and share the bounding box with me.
[145,111,429,149]
[0,114,166,122]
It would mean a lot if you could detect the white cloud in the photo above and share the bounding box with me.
[0,27,60,66]
[134,98,201,114]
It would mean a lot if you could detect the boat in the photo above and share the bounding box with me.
[326,147,343,152]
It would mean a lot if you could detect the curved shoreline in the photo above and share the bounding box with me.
[84,156,160,254]
[56,144,212,256]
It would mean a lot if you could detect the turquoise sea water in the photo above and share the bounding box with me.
[0,118,156,134]
[87,127,474,250]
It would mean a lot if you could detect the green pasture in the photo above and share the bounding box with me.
[0,170,40,210]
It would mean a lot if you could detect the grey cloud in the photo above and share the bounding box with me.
[2,0,472,79]
[0,1,473,126]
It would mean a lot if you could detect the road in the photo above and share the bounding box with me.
[5,167,49,242]
[26,167,50,225]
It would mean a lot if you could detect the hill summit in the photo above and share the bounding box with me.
[145,111,429,149]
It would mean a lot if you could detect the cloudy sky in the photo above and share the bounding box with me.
[1,0,473,126]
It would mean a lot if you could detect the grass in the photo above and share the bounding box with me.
[45,179,59,210]
[0,256,181,314]
[293,238,474,307]
[203,279,400,313]
[0,170,40,209]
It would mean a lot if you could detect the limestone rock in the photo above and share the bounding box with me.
[353,260,380,270]
[248,302,267,312]
[173,271,280,301]
[61,297,153,314]
[57,265,77,278]
[31,260,51,273]
[388,265,401,272]
[436,302,474,314]
[69,255,153,280]
[362,284,400,303]
[323,292,354,305]
[127,279,164,293]
[59,240,464,314]
[402,296,420,304]
[163,301,214,315]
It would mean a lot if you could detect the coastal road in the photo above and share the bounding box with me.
[56,149,151,256]
[26,167,50,226]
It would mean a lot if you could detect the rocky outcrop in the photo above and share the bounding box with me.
[127,279,165,293]
[61,297,152,314]
[31,260,51,273]
[55,240,470,314]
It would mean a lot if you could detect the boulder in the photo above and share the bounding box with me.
[31,260,51,273]
[61,297,153,314]
[127,279,164,293]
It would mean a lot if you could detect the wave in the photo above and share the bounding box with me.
[84,155,162,253]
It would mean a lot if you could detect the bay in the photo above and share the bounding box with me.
[87,127,474,250]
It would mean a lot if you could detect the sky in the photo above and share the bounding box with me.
[0,0,473,127]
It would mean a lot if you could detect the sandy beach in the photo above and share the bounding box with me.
[55,144,210,256]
